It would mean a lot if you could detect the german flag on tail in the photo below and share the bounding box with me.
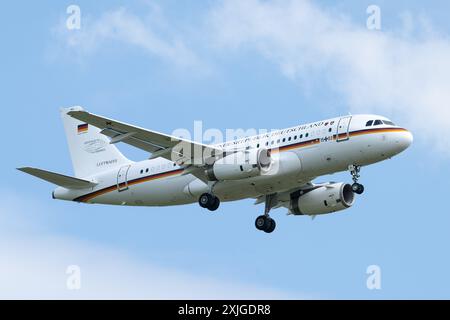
[77,123,88,134]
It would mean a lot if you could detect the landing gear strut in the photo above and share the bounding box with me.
[255,194,277,233]
[349,164,365,195]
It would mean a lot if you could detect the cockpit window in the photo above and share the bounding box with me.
[366,120,374,127]
[383,120,395,126]
[374,120,383,126]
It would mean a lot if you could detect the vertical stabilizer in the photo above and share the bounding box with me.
[60,106,131,178]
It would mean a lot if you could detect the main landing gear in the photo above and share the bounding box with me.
[198,181,221,211]
[199,193,220,211]
[255,194,277,234]
[255,215,276,233]
[349,164,365,195]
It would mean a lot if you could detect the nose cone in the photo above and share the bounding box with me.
[395,130,413,152]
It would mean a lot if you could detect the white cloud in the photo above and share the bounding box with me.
[0,235,293,299]
[207,0,450,154]
[0,192,297,299]
[54,6,203,70]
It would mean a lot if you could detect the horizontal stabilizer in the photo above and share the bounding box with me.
[17,167,97,190]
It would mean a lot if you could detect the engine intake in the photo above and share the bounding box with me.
[290,182,355,216]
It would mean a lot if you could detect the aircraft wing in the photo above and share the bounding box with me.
[17,167,97,190]
[68,110,223,166]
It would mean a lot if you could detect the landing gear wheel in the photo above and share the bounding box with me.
[255,215,276,233]
[255,194,277,233]
[349,165,365,195]
[199,193,212,208]
[199,193,221,211]
[207,196,220,211]
[264,218,276,233]
[352,183,365,195]
[255,215,269,231]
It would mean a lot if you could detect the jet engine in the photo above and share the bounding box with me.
[205,149,271,181]
[290,182,355,215]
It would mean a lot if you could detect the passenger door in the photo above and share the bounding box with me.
[117,165,131,192]
[336,116,352,142]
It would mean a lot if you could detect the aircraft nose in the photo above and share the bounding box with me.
[395,130,413,152]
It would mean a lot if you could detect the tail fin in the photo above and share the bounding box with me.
[61,106,131,178]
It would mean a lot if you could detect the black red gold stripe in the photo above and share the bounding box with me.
[275,138,321,153]
[74,168,184,203]
[336,127,408,141]
[348,127,408,137]
[74,127,409,203]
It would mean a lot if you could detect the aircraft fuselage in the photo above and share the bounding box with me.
[53,114,413,206]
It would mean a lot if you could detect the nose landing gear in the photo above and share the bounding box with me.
[349,164,365,195]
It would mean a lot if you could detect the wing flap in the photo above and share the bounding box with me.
[17,167,97,190]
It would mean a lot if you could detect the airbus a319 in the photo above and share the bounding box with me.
[18,107,412,233]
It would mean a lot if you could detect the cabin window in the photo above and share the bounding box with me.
[288,137,291,141]
[277,139,280,143]
[374,120,383,126]
[266,141,269,146]
[140,170,143,174]
[366,120,374,126]
[328,128,332,132]
[282,138,286,143]
[294,135,297,140]
[146,168,149,173]
[300,134,303,139]
[257,143,260,148]
[306,133,309,138]
[271,141,274,145]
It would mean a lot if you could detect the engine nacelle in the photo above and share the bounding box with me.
[290,182,355,216]
[205,149,271,181]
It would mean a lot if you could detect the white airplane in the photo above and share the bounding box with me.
[18,107,413,233]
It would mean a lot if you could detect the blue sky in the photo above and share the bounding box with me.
[1,0,450,299]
